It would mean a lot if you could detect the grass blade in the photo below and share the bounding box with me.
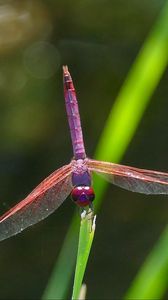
[94,0,168,210]
[42,216,79,300]
[125,225,168,299]
[72,211,96,300]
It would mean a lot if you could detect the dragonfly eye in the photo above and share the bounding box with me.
[71,186,95,207]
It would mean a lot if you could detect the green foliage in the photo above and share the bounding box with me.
[42,217,79,300]
[125,226,168,299]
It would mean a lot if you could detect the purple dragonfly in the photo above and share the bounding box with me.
[0,65,168,241]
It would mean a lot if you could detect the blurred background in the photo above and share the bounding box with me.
[0,0,168,299]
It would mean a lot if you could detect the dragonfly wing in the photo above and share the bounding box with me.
[87,159,168,194]
[0,164,72,241]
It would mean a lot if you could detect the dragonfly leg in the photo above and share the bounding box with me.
[89,202,94,212]
[80,209,87,219]
[79,207,94,231]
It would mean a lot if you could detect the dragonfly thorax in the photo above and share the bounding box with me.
[71,186,95,207]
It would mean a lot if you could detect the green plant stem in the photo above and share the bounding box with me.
[72,211,96,300]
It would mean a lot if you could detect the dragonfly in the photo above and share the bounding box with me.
[1,66,168,241]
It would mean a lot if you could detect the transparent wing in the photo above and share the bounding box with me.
[87,159,168,194]
[0,164,72,241]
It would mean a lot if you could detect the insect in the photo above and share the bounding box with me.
[0,65,168,241]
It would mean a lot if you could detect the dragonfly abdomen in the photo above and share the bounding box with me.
[63,66,86,160]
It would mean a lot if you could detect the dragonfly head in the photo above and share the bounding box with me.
[71,186,95,207]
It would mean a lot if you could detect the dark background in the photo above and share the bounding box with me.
[0,0,168,299]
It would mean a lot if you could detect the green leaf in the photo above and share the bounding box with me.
[72,210,96,299]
